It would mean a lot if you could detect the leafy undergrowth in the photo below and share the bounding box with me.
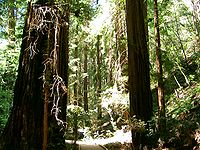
[104,142,132,150]
[65,83,200,149]
[161,82,200,150]
[92,84,200,150]
[164,104,200,149]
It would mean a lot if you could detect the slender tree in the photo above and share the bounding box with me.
[96,35,102,119]
[126,0,152,148]
[154,0,166,138]
[8,0,16,48]
[74,24,79,105]
[107,35,114,85]
[84,43,88,111]
[0,1,69,149]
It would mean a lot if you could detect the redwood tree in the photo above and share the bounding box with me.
[0,1,69,149]
[126,0,152,148]
[154,0,166,138]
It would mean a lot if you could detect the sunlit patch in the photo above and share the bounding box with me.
[90,0,111,35]
[66,128,131,145]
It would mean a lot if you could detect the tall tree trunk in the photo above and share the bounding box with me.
[92,56,97,110]
[8,0,16,47]
[114,0,127,79]
[107,41,113,85]
[154,0,166,139]
[74,25,79,105]
[0,1,69,149]
[126,0,152,149]
[7,0,17,68]
[78,57,82,106]
[84,44,88,111]
[96,35,102,119]
[114,2,122,85]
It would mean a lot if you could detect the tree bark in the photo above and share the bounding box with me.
[96,35,102,119]
[154,0,166,138]
[126,0,152,148]
[114,0,127,78]
[0,1,69,149]
[84,44,88,111]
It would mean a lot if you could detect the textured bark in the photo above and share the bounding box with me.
[43,82,49,150]
[59,5,69,123]
[1,2,69,149]
[126,0,152,148]
[154,0,166,138]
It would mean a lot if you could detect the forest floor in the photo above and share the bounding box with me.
[66,140,131,150]
[66,129,132,150]
[78,144,106,150]
[81,129,131,145]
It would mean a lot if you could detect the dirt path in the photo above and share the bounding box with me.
[65,140,107,150]
[79,144,107,150]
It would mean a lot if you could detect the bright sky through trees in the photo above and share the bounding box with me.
[90,0,111,34]
[182,0,193,10]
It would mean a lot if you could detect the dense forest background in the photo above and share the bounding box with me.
[0,0,199,149]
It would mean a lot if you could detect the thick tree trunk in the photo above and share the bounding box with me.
[126,0,152,149]
[0,2,69,149]
[154,0,166,138]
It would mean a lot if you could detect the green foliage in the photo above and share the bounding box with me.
[0,0,26,132]
[0,0,199,148]
[67,105,89,129]
[0,42,18,132]
[65,105,90,140]
[147,82,200,148]
[167,82,200,119]
[70,0,99,21]
[0,1,7,38]
[0,88,13,133]
[87,85,130,138]
[146,0,200,148]
[165,106,200,148]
